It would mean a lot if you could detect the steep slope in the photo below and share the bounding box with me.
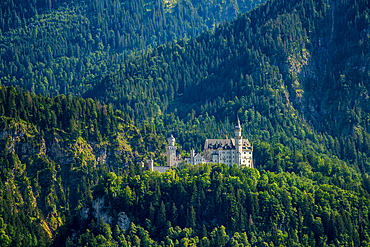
[86,0,370,169]
[0,85,165,245]
[0,0,264,96]
[66,162,370,246]
[1,88,370,246]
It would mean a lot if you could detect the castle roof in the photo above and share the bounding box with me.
[194,153,202,158]
[204,139,235,150]
[204,138,252,150]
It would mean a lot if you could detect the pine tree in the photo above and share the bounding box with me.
[156,201,167,237]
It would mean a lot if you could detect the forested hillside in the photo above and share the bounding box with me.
[0,85,165,246]
[86,0,370,172]
[0,0,263,96]
[1,84,370,246]
[1,0,370,246]
[2,83,370,246]
[62,162,370,246]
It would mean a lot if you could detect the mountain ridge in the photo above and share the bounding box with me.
[85,0,370,164]
[1,0,370,246]
[0,0,264,96]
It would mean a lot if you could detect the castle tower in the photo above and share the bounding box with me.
[234,118,243,165]
[190,148,195,166]
[167,135,177,167]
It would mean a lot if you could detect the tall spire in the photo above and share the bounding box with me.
[234,117,242,138]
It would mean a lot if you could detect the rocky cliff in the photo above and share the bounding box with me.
[0,117,152,243]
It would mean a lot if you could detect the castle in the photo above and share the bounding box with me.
[142,119,253,172]
[141,135,181,172]
[184,118,253,167]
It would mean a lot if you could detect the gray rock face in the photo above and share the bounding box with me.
[117,212,131,231]
[91,197,131,230]
[1,129,44,160]
[80,205,90,220]
[92,197,113,225]
[0,127,129,169]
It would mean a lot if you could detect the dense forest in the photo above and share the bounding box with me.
[85,0,370,170]
[0,85,165,246]
[0,0,263,96]
[1,0,370,246]
[56,161,370,246]
[1,85,370,246]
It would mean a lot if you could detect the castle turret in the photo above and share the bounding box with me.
[190,148,195,166]
[149,159,154,171]
[235,118,243,165]
[234,118,242,138]
[167,135,177,167]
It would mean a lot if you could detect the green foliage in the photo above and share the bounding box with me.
[0,0,264,96]
[0,85,166,246]
[1,0,370,246]
[71,160,370,246]
[84,0,370,174]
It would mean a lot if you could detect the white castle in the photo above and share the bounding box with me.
[142,119,253,172]
[169,119,253,168]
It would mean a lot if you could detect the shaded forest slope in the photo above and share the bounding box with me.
[0,85,164,245]
[1,85,370,246]
[86,0,370,170]
[0,0,264,96]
